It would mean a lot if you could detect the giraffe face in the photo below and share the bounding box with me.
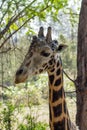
[26,37,54,73]
[15,27,67,84]
[15,38,54,84]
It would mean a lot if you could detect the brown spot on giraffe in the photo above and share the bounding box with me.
[15,27,76,130]
[25,60,31,67]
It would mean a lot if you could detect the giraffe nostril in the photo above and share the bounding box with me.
[16,69,23,75]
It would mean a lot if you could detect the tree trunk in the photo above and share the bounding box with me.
[76,0,87,130]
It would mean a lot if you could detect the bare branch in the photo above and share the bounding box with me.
[65,90,76,93]
[63,69,75,84]
[0,84,11,91]
[64,12,79,16]
[0,47,11,54]
[0,4,10,25]
[0,0,5,10]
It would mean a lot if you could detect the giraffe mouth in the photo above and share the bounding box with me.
[15,75,28,84]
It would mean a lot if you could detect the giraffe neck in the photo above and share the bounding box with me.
[47,58,71,130]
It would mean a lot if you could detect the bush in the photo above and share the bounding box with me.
[0,84,49,130]
[19,115,48,130]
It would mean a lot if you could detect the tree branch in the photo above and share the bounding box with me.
[0,47,11,54]
[0,4,10,25]
[64,12,79,16]
[63,69,75,84]
[0,84,11,91]
[65,90,76,93]
[0,0,5,10]
[0,0,36,39]
[0,4,49,49]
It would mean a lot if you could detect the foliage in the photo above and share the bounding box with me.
[0,102,15,130]
[0,0,68,49]
[0,84,49,130]
[19,117,48,130]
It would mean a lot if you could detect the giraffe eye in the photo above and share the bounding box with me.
[40,51,50,57]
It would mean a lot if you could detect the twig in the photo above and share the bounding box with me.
[0,16,34,48]
[63,69,75,84]
[0,0,5,10]
[0,3,10,25]
[64,12,79,16]
[0,47,11,54]
[0,85,11,91]
[0,4,49,49]
[0,0,36,39]
[65,90,76,93]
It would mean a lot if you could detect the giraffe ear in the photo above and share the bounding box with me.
[57,44,68,52]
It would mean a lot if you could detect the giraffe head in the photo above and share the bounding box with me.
[15,27,67,84]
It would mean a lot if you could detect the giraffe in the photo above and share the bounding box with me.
[15,27,76,130]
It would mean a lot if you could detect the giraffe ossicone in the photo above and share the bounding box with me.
[15,27,76,130]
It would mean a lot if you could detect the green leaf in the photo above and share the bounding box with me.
[10,23,19,30]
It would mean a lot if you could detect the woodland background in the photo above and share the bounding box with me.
[0,0,82,130]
